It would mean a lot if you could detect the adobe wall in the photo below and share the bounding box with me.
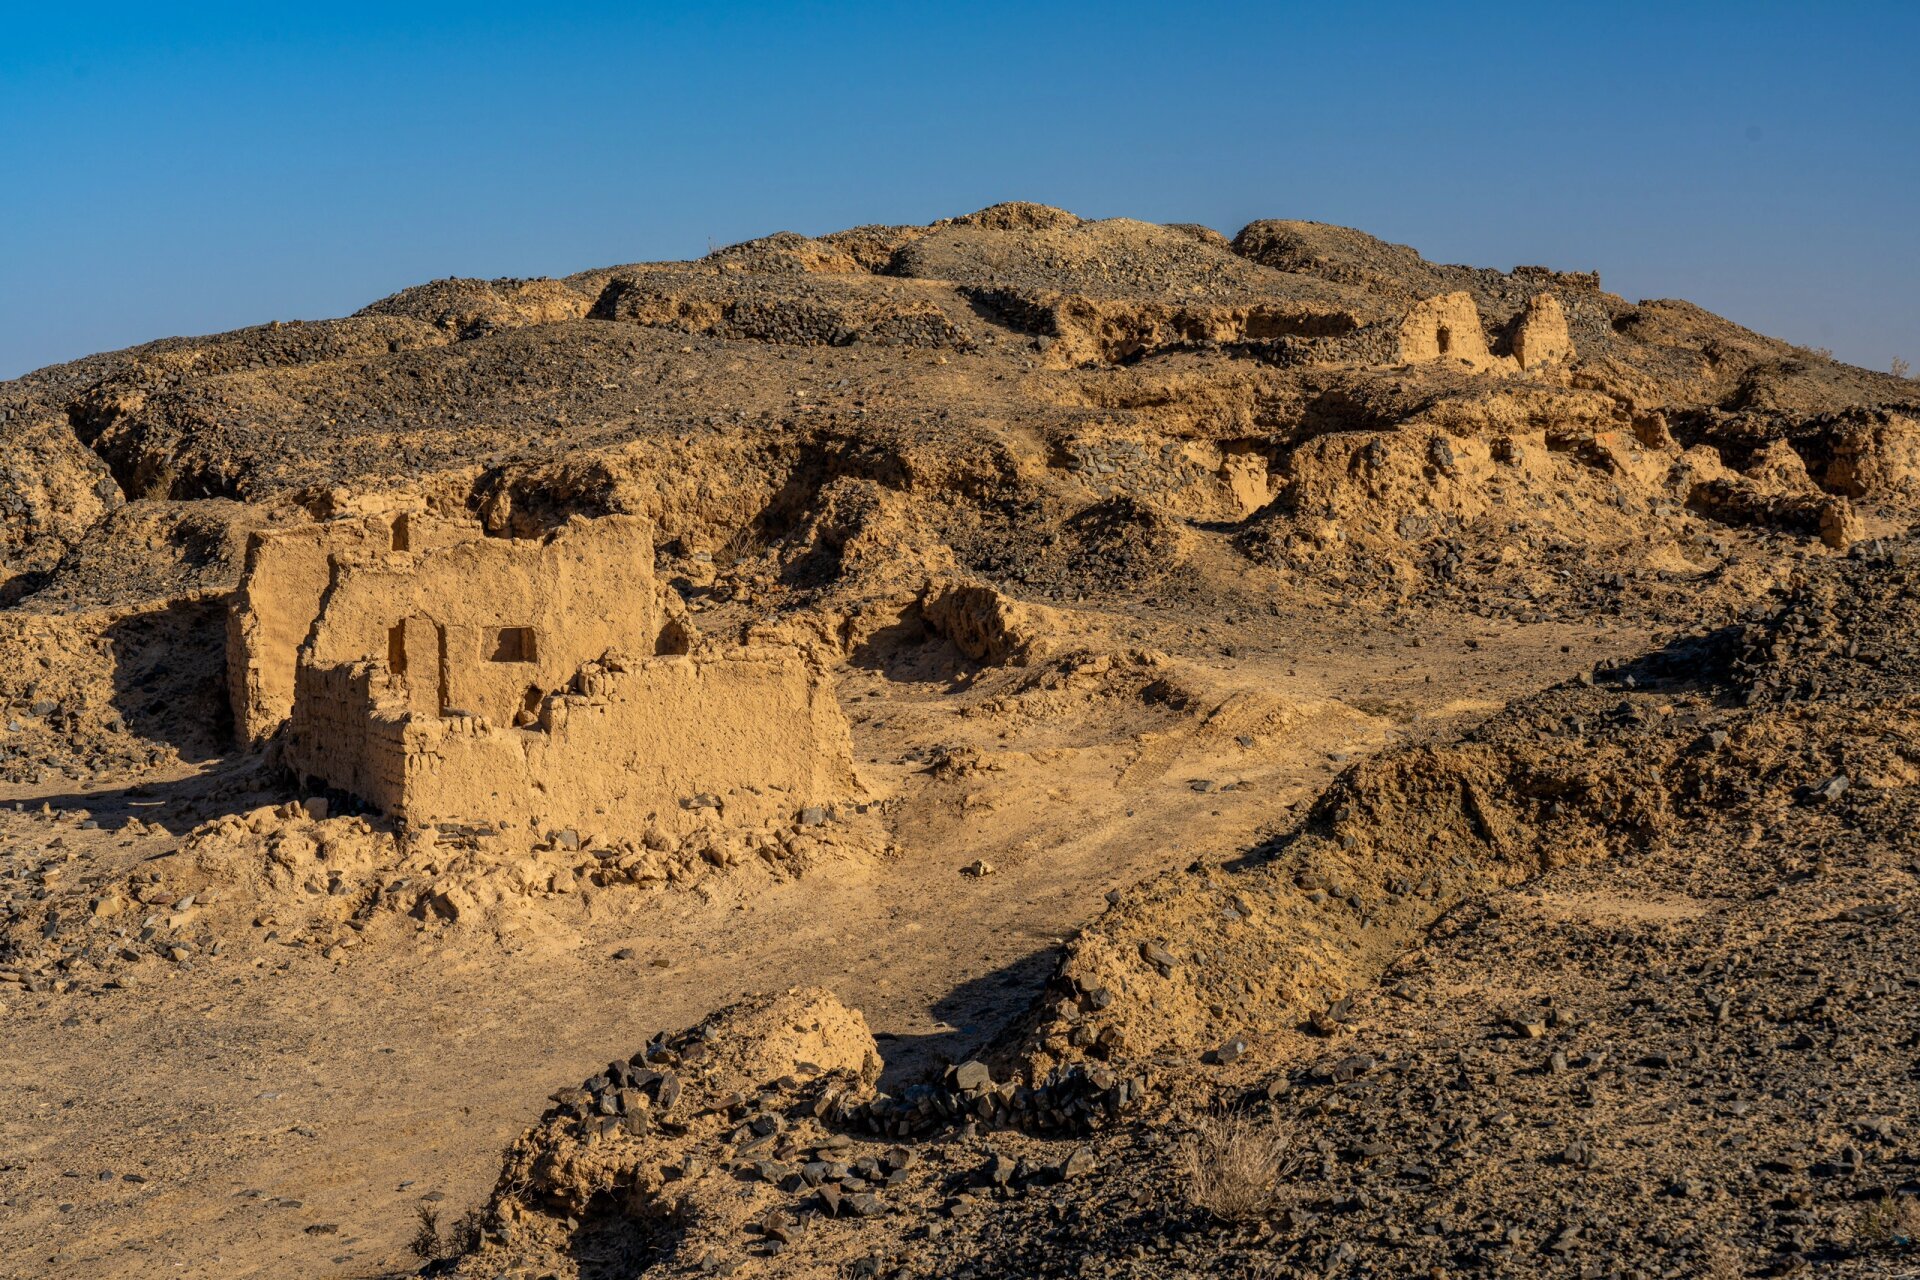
[285,658,414,811]
[1397,292,1494,366]
[293,646,856,835]
[297,515,658,733]
[257,508,856,837]
[226,507,486,746]
[1510,294,1573,369]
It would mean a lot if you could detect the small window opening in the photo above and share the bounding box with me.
[387,623,407,675]
[490,626,538,663]
[1435,325,1453,356]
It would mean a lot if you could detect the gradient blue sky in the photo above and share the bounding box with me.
[3,2,1916,380]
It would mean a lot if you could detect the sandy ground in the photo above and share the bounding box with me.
[0,598,1644,1279]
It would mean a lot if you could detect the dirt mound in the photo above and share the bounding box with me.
[472,988,884,1275]
[903,543,1920,1278]
[0,594,231,784]
[7,202,1916,625]
[590,269,980,351]
[1,786,887,993]
[355,276,597,339]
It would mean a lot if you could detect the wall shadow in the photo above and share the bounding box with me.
[21,755,285,835]
[871,943,1062,1093]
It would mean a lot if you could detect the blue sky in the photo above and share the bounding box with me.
[2,2,1916,379]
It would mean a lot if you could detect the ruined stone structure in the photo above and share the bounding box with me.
[227,509,856,835]
[1397,290,1574,371]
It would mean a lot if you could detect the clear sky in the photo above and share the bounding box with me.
[2,2,1916,380]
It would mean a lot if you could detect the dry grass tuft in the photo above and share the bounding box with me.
[1852,1195,1920,1251]
[408,1204,485,1261]
[1178,1111,1295,1222]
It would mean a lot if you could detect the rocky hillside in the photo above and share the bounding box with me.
[1,205,1915,1280]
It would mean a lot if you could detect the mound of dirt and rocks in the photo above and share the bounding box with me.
[1,205,1916,1280]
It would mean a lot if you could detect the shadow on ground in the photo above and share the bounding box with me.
[872,944,1061,1092]
[21,755,284,835]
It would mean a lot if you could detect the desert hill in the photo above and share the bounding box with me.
[0,205,1915,1279]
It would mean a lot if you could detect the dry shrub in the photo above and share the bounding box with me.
[1853,1195,1920,1251]
[714,521,765,569]
[1178,1111,1295,1222]
[408,1204,485,1261]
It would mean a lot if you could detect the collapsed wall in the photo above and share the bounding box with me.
[230,509,857,837]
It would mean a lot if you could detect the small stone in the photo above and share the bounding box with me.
[1204,1037,1247,1066]
[797,806,828,827]
[960,859,994,878]
[1140,941,1177,976]
[1811,774,1849,803]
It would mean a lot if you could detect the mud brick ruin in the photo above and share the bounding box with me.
[225,506,854,835]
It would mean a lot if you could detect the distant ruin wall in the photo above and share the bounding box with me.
[1398,292,1493,366]
[1397,291,1574,372]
